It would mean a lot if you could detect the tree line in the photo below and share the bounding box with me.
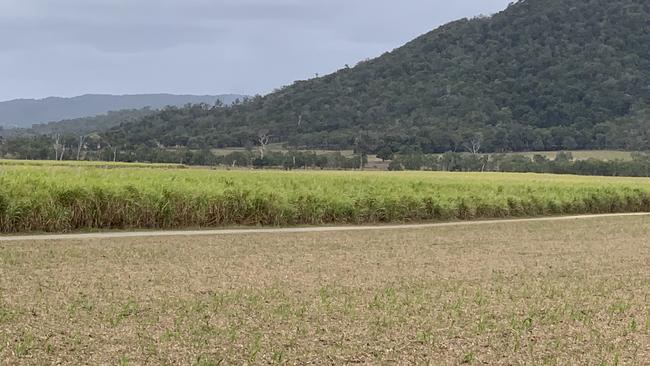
[389,151,650,177]
[3,132,650,177]
[0,134,367,170]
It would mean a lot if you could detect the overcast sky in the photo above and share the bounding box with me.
[0,0,512,101]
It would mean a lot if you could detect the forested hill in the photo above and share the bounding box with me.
[105,0,650,153]
[0,94,244,128]
[0,109,157,138]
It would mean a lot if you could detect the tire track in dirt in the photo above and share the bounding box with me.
[1,212,649,242]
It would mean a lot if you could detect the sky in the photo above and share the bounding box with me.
[0,0,512,101]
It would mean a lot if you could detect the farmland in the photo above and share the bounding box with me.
[211,145,635,162]
[2,162,650,233]
[0,159,186,169]
[1,216,650,364]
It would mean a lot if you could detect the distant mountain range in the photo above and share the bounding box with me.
[0,94,245,128]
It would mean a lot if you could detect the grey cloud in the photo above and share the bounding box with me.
[0,0,512,100]
[1,19,223,52]
[0,0,343,53]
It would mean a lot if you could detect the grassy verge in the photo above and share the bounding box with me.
[1,216,649,364]
[0,159,186,169]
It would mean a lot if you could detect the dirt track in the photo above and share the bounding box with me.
[1,212,649,242]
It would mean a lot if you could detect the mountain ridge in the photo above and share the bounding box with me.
[0,93,246,128]
[102,0,650,153]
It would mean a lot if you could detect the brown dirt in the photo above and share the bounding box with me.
[1,216,649,365]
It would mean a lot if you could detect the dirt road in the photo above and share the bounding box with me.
[1,212,648,242]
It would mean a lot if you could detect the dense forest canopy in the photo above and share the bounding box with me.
[101,0,650,154]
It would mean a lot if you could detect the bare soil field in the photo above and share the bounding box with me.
[1,216,649,365]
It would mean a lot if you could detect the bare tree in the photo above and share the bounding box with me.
[76,135,86,161]
[104,141,118,162]
[464,133,483,155]
[257,131,271,159]
[353,136,367,170]
[480,155,489,173]
[53,134,62,160]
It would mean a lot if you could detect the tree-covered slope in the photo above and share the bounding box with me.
[105,0,650,153]
[0,109,159,138]
[0,94,245,128]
